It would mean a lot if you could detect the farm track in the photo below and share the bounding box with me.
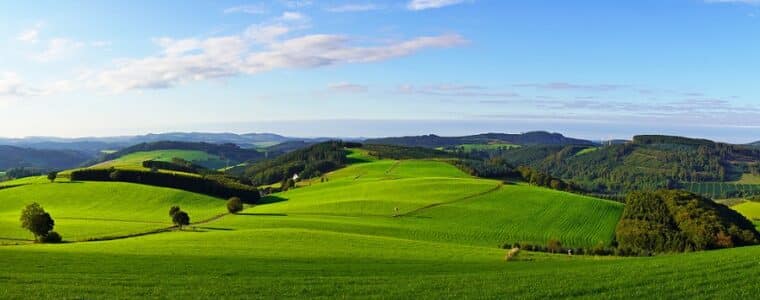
[395,183,504,218]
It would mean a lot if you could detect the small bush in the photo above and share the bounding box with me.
[227,197,244,213]
[40,231,62,243]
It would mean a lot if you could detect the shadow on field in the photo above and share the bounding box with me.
[236,213,288,217]
[258,195,288,205]
[193,226,235,231]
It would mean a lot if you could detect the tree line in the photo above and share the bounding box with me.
[71,168,260,203]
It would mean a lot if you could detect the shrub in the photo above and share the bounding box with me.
[40,231,62,243]
[169,206,181,217]
[227,197,244,213]
[547,239,563,254]
[172,211,190,229]
[47,171,58,183]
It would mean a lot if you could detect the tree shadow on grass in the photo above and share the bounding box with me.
[192,226,235,231]
[258,195,288,205]
[236,213,288,217]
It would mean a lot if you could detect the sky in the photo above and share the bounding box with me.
[1,0,760,143]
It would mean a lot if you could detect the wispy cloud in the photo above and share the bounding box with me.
[397,84,518,98]
[513,82,628,92]
[16,23,43,44]
[328,82,368,93]
[32,38,85,62]
[407,0,469,11]
[224,4,268,14]
[90,15,466,92]
[0,72,27,98]
[327,3,381,13]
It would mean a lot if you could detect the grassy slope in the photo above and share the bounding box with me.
[91,150,229,170]
[0,178,226,243]
[4,150,759,298]
[1,221,759,299]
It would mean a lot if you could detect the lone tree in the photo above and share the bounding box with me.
[169,206,181,217]
[547,239,563,254]
[47,171,58,183]
[227,197,244,214]
[172,210,190,230]
[20,203,59,242]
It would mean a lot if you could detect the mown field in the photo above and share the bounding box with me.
[90,150,229,170]
[0,178,226,244]
[1,150,759,298]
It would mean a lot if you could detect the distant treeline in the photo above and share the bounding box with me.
[142,158,214,175]
[490,136,760,196]
[244,141,360,186]
[99,141,264,164]
[71,168,260,203]
[362,144,454,160]
[615,190,759,255]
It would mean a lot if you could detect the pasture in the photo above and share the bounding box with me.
[1,153,758,298]
[91,150,229,170]
[0,179,226,244]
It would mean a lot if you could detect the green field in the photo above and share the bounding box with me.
[0,179,226,244]
[91,150,230,170]
[734,173,760,184]
[576,146,600,156]
[2,154,760,298]
[734,202,760,227]
[681,181,760,199]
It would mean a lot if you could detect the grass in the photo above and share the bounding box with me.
[576,147,600,156]
[2,153,758,298]
[734,173,760,184]
[0,180,226,243]
[734,201,760,221]
[91,150,230,170]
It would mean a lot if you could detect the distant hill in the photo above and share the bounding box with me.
[0,145,92,171]
[496,135,760,197]
[94,141,265,167]
[364,131,596,148]
[0,132,309,154]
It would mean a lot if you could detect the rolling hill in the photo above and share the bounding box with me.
[0,145,92,171]
[0,148,759,298]
[495,135,760,198]
[0,178,226,244]
[365,131,596,148]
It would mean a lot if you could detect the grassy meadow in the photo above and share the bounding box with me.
[1,149,759,298]
[0,178,226,244]
[91,150,230,170]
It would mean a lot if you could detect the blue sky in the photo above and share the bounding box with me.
[1,0,760,142]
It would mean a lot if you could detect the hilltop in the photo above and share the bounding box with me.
[365,131,596,148]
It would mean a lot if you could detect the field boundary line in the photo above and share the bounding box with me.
[394,183,503,218]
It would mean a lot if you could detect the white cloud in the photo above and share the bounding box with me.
[16,23,43,43]
[407,0,468,10]
[33,38,85,62]
[327,3,381,12]
[91,19,465,93]
[0,73,27,98]
[329,82,368,93]
[281,0,313,8]
[278,11,308,22]
[224,4,268,14]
